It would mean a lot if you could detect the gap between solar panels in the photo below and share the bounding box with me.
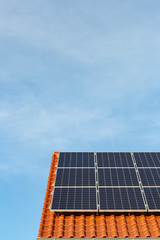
[50,152,160,213]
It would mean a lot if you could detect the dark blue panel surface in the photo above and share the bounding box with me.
[98,168,139,186]
[139,169,160,186]
[51,187,97,210]
[97,152,134,167]
[134,152,160,168]
[55,168,96,186]
[144,188,160,210]
[99,187,145,210]
[52,152,160,212]
[58,152,95,167]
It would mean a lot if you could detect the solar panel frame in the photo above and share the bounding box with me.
[57,152,95,168]
[98,168,139,187]
[55,168,96,187]
[133,152,160,168]
[51,187,98,212]
[132,152,160,212]
[97,152,134,168]
[138,168,160,186]
[98,187,147,212]
[143,187,160,212]
[96,152,147,211]
[51,152,98,212]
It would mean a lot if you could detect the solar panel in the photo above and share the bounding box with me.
[58,152,95,167]
[51,152,97,211]
[99,187,146,211]
[143,188,160,211]
[55,168,96,186]
[97,152,134,167]
[51,187,97,211]
[50,152,160,212]
[138,168,160,186]
[134,152,160,167]
[98,168,139,186]
[96,152,141,211]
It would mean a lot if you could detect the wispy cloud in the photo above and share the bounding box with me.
[0,103,120,177]
[0,0,160,65]
[0,101,121,143]
[0,0,160,178]
[1,2,160,240]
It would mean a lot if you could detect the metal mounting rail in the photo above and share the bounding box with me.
[94,152,100,212]
[131,152,149,211]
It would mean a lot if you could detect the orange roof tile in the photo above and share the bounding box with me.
[38,152,160,238]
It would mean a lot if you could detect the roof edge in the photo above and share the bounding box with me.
[36,238,160,240]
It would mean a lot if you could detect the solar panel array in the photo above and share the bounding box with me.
[51,152,160,212]
[97,152,146,211]
[134,152,160,211]
[51,152,97,211]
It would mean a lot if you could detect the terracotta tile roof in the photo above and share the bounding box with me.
[38,152,160,238]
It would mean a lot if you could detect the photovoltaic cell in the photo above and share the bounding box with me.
[97,152,134,167]
[55,168,96,186]
[138,169,160,186]
[99,187,146,211]
[58,152,95,167]
[98,168,139,186]
[143,188,160,210]
[134,152,160,168]
[51,187,97,211]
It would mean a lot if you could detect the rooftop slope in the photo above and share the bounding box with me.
[38,152,160,238]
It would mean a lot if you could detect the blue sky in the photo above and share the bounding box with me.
[1,0,160,239]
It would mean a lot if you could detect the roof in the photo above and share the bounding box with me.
[38,152,160,238]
